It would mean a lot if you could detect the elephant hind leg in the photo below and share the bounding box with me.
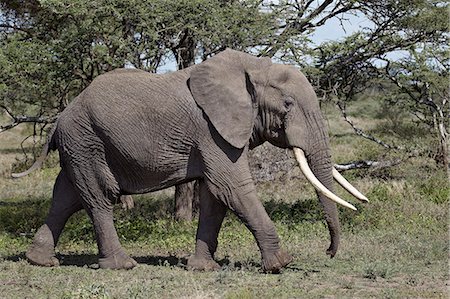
[26,170,83,267]
[77,179,136,269]
[187,181,226,271]
[84,205,137,270]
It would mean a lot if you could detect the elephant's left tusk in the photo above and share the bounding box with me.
[332,168,369,202]
[293,148,357,211]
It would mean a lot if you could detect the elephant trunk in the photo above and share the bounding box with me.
[292,112,342,257]
[304,142,341,257]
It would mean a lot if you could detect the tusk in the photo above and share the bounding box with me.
[332,168,369,202]
[293,148,357,211]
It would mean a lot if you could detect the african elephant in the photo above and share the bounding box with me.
[13,49,367,273]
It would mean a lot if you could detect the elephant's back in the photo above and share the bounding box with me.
[86,69,200,140]
[56,68,203,186]
[82,68,194,112]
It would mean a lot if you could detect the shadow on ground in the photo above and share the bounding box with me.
[4,253,268,271]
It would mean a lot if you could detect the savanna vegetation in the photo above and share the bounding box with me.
[0,0,448,298]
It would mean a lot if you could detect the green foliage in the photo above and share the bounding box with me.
[0,37,59,116]
[378,45,449,130]
[0,0,276,121]
[0,198,50,235]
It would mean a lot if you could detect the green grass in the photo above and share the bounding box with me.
[0,103,448,298]
[0,173,447,298]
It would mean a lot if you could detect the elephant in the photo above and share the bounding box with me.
[13,49,368,273]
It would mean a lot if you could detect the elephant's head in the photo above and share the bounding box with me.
[190,49,368,257]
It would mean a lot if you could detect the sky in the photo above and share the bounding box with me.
[311,14,408,65]
[311,12,373,44]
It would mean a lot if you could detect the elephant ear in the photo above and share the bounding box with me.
[190,49,271,149]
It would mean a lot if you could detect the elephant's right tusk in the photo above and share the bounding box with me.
[293,148,357,211]
[332,168,369,202]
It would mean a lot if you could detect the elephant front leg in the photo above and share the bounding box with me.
[26,171,83,267]
[86,207,137,270]
[232,187,293,273]
[207,175,293,273]
[187,181,226,271]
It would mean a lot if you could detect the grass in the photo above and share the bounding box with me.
[0,101,449,298]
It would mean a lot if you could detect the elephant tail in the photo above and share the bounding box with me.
[11,125,58,178]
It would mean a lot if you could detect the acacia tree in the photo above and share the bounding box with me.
[378,45,449,172]
[0,0,164,133]
[271,0,448,171]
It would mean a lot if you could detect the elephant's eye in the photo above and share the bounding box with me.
[283,97,295,112]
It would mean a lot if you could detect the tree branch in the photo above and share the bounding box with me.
[262,0,358,57]
[336,101,403,150]
[0,23,33,36]
[0,106,58,133]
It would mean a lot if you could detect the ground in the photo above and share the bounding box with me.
[0,101,448,298]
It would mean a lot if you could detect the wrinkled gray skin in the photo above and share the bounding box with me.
[26,49,339,273]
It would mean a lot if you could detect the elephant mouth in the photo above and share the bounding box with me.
[293,148,369,211]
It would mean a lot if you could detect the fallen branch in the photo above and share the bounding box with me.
[334,159,403,171]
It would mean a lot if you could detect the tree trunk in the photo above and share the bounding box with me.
[174,29,195,70]
[174,181,199,221]
[173,29,198,221]
[436,125,449,176]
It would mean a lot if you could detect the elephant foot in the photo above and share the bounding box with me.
[186,255,220,271]
[98,252,137,270]
[26,245,59,267]
[26,224,59,267]
[261,249,293,274]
